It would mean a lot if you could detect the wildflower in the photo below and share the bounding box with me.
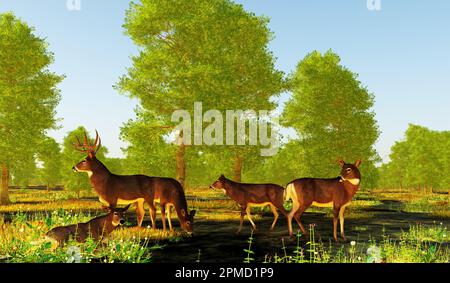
[66,246,82,263]
[366,245,382,263]
[350,241,356,246]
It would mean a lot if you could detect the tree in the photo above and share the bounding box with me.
[61,127,107,198]
[117,0,284,187]
[379,124,449,191]
[282,50,380,188]
[0,13,63,204]
[36,136,62,190]
[120,108,175,177]
[10,155,37,189]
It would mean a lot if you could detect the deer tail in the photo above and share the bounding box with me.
[284,182,296,203]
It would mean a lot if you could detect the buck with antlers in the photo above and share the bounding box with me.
[284,159,362,242]
[72,130,195,233]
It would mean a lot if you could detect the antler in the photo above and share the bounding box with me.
[94,129,101,154]
[73,130,101,155]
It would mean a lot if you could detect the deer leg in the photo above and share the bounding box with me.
[167,204,173,232]
[332,207,340,242]
[236,206,246,235]
[136,200,145,227]
[287,198,300,236]
[293,205,308,236]
[148,202,157,230]
[339,206,346,240]
[160,203,167,232]
[269,204,279,231]
[246,206,257,231]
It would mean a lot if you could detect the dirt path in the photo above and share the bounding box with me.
[148,206,450,263]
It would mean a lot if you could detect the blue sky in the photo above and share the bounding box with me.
[1,0,449,162]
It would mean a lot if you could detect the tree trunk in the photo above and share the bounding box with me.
[233,154,243,182]
[175,132,186,190]
[0,164,10,205]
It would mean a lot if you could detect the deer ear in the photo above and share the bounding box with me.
[120,204,131,212]
[338,159,345,167]
[190,210,196,218]
[102,205,110,211]
[355,159,362,167]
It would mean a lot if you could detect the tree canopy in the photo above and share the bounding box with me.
[282,50,380,188]
[379,124,450,191]
[117,0,284,187]
[0,12,63,203]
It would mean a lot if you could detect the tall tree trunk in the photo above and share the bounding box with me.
[0,164,10,205]
[233,154,243,182]
[175,132,186,190]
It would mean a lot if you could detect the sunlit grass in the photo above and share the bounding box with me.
[0,210,167,263]
[258,224,449,263]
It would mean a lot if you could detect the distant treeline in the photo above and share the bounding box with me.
[378,124,450,191]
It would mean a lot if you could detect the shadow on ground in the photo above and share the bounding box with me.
[143,206,450,263]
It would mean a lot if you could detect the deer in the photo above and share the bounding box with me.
[284,159,362,242]
[210,174,288,234]
[45,205,130,249]
[72,130,196,233]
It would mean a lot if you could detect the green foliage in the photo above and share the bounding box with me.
[120,108,175,177]
[259,224,449,263]
[379,124,450,190]
[0,12,63,202]
[243,230,255,263]
[117,0,285,185]
[36,136,62,188]
[282,50,380,188]
[0,211,153,263]
[60,127,107,196]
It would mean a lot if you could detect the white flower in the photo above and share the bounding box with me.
[66,246,82,263]
[350,241,356,246]
[366,245,382,263]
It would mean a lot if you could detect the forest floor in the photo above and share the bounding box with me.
[143,201,450,263]
[0,187,449,263]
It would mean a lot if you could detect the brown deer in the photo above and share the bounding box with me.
[45,205,130,248]
[72,130,195,233]
[210,175,288,234]
[285,159,362,242]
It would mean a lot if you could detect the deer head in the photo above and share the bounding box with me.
[209,174,227,190]
[102,204,131,226]
[72,130,102,175]
[179,209,196,233]
[338,159,362,185]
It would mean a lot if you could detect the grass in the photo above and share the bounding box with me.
[370,188,450,217]
[0,186,448,263]
[0,211,155,263]
[254,224,449,263]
